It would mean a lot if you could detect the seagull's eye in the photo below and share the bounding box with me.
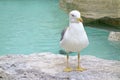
[71,14,75,17]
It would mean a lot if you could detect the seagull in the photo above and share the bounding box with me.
[60,10,89,72]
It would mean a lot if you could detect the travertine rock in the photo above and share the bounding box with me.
[108,32,120,41]
[59,0,120,27]
[0,53,120,80]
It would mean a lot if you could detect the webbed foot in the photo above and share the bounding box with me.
[76,67,86,71]
[64,67,72,72]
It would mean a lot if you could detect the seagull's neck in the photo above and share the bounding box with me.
[69,22,82,27]
[69,22,84,32]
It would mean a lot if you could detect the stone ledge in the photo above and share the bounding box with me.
[0,53,120,80]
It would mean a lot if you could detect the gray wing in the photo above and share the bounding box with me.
[60,28,67,41]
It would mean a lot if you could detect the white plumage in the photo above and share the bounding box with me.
[60,10,89,52]
[60,10,89,72]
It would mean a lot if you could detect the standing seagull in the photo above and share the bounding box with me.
[60,10,89,72]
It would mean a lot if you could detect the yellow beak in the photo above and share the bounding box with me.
[77,18,83,22]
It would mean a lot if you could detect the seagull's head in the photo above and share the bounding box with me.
[69,10,83,23]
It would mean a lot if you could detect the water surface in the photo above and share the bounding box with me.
[0,0,120,60]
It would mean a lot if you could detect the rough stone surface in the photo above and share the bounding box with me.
[0,53,120,80]
[108,32,120,41]
[59,0,120,27]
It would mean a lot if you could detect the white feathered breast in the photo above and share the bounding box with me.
[60,23,89,52]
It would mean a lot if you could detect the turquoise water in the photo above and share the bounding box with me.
[0,0,120,60]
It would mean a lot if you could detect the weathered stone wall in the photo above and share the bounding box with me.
[60,0,120,27]
[60,0,119,18]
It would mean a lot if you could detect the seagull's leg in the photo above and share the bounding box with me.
[76,52,86,71]
[64,52,72,72]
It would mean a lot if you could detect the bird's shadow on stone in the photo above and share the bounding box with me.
[59,50,73,55]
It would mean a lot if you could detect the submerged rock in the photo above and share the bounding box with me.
[0,53,120,80]
[108,32,120,41]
